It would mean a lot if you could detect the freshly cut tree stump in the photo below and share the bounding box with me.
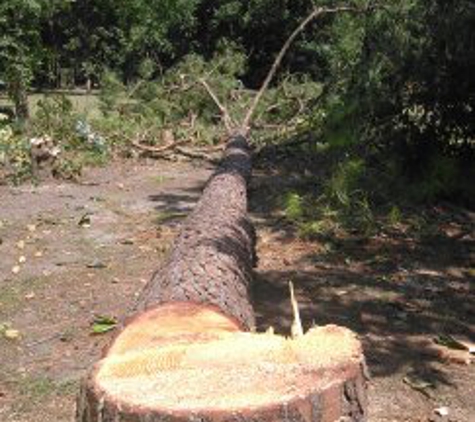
[77,303,367,422]
[77,136,368,422]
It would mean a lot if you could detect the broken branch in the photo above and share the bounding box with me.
[241,4,370,132]
[199,79,235,133]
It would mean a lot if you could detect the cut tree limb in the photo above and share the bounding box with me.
[130,138,188,154]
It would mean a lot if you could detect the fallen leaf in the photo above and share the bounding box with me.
[86,259,107,269]
[4,329,20,340]
[403,374,434,397]
[92,316,117,334]
[119,239,134,245]
[435,334,469,351]
[78,213,92,227]
[434,406,450,417]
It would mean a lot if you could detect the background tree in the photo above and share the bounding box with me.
[0,0,45,122]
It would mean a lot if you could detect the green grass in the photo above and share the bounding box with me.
[0,91,101,119]
[4,372,79,412]
[154,210,188,225]
[0,276,51,316]
[151,175,171,185]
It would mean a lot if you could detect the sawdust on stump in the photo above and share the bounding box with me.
[77,303,367,422]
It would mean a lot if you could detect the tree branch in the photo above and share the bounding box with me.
[240,4,369,133]
[199,78,235,133]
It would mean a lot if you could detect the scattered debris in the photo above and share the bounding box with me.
[403,373,434,398]
[119,238,134,245]
[435,334,475,354]
[11,265,21,274]
[27,224,37,232]
[86,259,107,269]
[16,240,25,250]
[4,329,21,340]
[434,406,450,417]
[18,256,26,264]
[78,213,92,227]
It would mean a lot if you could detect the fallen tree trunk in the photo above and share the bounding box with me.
[76,135,368,422]
[135,134,256,329]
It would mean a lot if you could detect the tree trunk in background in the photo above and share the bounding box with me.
[76,135,368,422]
[9,76,29,123]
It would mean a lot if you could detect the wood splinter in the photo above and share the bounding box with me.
[289,281,304,338]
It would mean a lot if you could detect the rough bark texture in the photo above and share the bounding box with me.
[136,134,256,329]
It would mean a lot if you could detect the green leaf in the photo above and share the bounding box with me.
[91,315,117,334]
[434,334,470,351]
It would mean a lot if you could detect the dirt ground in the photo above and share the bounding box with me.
[0,158,474,421]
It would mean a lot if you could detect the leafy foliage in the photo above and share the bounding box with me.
[0,0,473,211]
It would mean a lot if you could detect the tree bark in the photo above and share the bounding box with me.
[135,134,255,329]
[9,76,29,123]
[76,135,368,422]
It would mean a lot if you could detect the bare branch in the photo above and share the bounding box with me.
[241,4,369,132]
[130,134,187,155]
[175,146,221,162]
[199,79,235,133]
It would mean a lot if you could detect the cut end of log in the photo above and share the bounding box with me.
[78,303,367,421]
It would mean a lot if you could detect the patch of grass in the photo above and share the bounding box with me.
[29,92,100,119]
[7,373,79,412]
[154,210,188,225]
[0,276,51,316]
[152,175,170,185]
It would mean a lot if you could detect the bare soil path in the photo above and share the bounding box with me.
[0,159,474,421]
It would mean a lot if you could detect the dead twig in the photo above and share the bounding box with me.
[174,146,220,162]
[130,137,187,155]
[199,79,235,133]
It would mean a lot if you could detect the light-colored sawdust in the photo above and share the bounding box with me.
[96,303,362,412]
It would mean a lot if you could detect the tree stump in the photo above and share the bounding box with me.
[77,135,368,422]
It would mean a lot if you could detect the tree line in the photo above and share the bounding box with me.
[1,0,474,206]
